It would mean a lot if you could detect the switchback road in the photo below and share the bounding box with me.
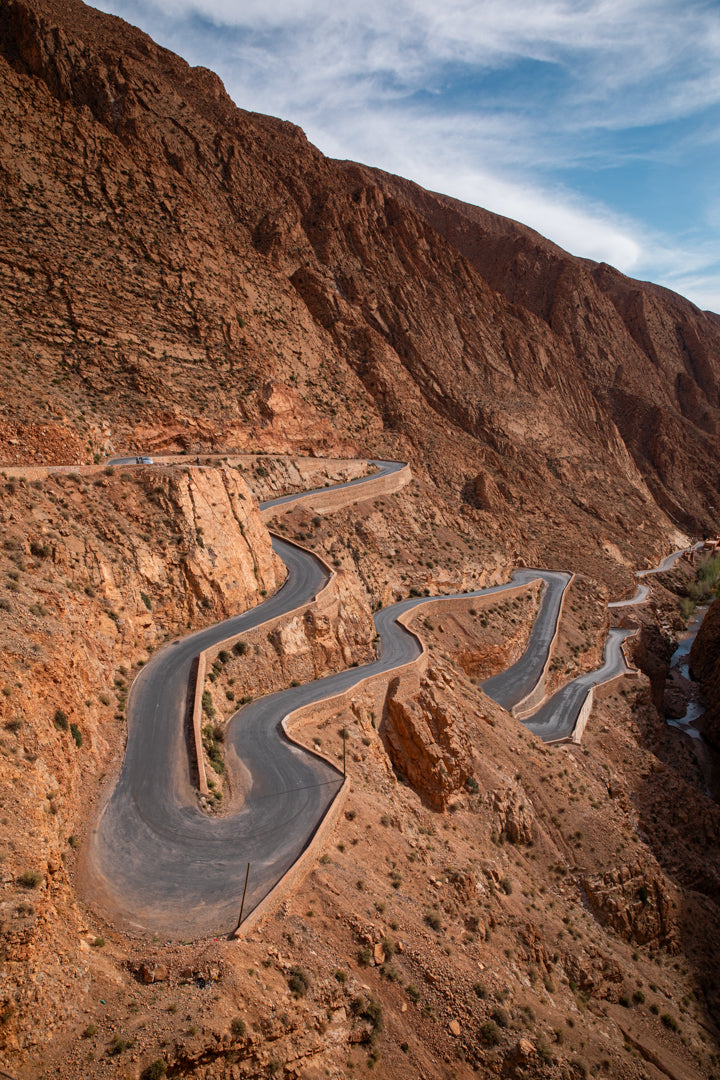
[82,458,684,936]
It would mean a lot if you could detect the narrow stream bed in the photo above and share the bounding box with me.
[666,604,708,740]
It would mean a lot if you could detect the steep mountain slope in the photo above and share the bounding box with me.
[1,3,720,1078]
[0,0,717,564]
[348,165,720,534]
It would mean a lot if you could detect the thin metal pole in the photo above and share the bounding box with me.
[343,729,346,776]
[238,862,250,929]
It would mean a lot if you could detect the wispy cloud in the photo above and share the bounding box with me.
[95,0,720,310]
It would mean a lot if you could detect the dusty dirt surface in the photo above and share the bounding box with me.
[0,0,719,1076]
[1,469,719,1080]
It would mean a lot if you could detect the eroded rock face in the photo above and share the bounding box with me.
[488,787,534,846]
[0,0,717,562]
[160,464,281,617]
[691,597,720,752]
[383,667,468,809]
[562,946,624,1002]
[582,863,678,952]
[631,625,675,712]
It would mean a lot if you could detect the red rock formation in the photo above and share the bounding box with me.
[690,597,720,753]
[0,0,717,568]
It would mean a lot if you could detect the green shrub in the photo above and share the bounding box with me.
[479,1020,501,1046]
[140,592,152,611]
[19,870,42,889]
[661,1012,679,1032]
[70,723,82,747]
[141,1062,166,1080]
[492,1006,510,1028]
[230,1016,246,1038]
[53,709,68,731]
[350,994,383,1041]
[288,966,310,997]
[107,1034,132,1055]
[201,690,215,718]
[425,910,442,931]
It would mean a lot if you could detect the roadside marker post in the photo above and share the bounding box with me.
[236,862,250,933]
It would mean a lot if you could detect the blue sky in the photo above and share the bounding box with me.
[95,0,720,312]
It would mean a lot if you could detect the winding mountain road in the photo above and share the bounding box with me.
[82,458,681,937]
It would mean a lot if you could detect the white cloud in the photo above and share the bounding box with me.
[309,108,644,270]
[94,0,720,312]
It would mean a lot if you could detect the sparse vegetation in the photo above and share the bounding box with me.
[141,1062,166,1080]
[230,1017,246,1038]
[287,966,310,997]
[18,870,42,889]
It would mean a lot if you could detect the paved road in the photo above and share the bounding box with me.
[522,629,635,741]
[636,542,700,577]
[480,571,571,709]
[82,459,686,937]
[82,461,404,936]
[83,537,341,937]
[83,554,559,937]
[105,456,154,466]
[258,458,405,511]
[608,583,650,608]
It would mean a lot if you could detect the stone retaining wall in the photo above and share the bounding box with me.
[260,464,412,521]
[189,537,336,797]
[512,574,574,721]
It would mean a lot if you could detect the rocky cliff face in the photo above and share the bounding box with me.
[359,168,720,535]
[0,0,717,566]
[0,464,280,1054]
[2,3,720,1078]
[690,597,720,752]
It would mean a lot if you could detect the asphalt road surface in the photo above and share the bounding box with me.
[608,584,650,608]
[82,460,674,938]
[83,553,556,937]
[258,458,406,510]
[522,629,636,741]
[480,571,571,710]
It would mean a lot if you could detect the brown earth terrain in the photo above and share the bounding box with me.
[0,0,719,1078]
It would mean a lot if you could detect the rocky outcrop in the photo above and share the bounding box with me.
[582,863,678,951]
[561,945,625,1002]
[630,624,675,712]
[383,667,469,808]
[0,0,717,568]
[160,464,281,617]
[488,787,534,845]
[690,597,720,751]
